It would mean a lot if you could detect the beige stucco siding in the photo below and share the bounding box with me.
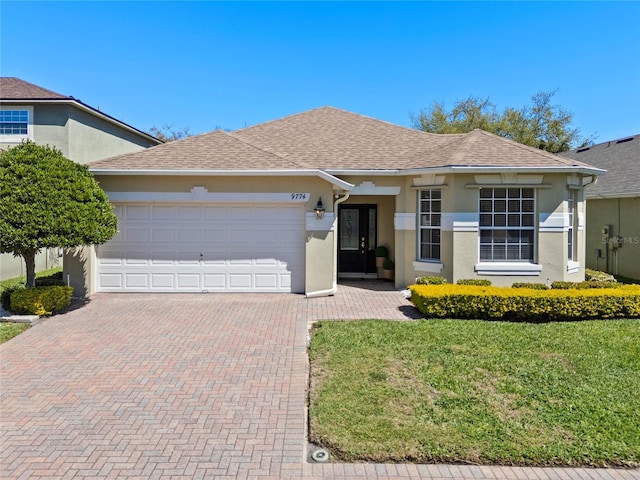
[67,174,337,296]
[585,197,640,280]
[401,173,588,287]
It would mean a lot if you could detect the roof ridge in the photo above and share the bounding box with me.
[224,131,312,169]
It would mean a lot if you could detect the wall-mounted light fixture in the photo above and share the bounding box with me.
[314,198,325,219]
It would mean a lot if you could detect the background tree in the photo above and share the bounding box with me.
[147,123,192,142]
[411,90,593,153]
[0,141,118,287]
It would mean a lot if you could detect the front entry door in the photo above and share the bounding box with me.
[338,204,377,276]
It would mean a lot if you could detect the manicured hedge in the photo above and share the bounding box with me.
[415,276,447,285]
[457,279,492,286]
[551,281,621,289]
[10,286,73,316]
[410,284,640,321]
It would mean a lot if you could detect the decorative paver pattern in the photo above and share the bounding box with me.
[1,282,637,479]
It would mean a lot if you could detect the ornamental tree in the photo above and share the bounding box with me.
[411,90,594,153]
[0,141,118,287]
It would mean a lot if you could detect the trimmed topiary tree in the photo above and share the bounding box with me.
[0,141,118,287]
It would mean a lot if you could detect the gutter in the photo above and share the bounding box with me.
[2,98,161,145]
[326,165,606,176]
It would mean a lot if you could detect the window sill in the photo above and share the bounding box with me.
[413,261,443,274]
[474,262,542,276]
[567,261,580,274]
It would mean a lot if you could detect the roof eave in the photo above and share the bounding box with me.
[327,165,606,176]
[0,98,162,145]
[89,168,354,191]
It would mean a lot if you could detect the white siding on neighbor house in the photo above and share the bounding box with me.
[96,203,305,293]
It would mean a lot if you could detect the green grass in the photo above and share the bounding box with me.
[0,268,61,343]
[0,267,63,292]
[0,322,31,343]
[309,319,640,467]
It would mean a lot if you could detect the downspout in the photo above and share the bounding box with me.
[305,191,351,298]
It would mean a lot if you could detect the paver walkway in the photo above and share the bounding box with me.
[1,282,637,480]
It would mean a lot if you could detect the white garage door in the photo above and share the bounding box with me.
[96,203,305,293]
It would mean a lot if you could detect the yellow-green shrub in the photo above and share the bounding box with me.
[409,284,640,321]
[10,286,73,316]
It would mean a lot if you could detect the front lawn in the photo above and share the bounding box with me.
[308,319,640,467]
[0,322,30,344]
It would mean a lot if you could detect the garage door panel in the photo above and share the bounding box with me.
[97,203,305,293]
[177,206,201,220]
[151,206,174,220]
[151,274,174,288]
[177,229,202,243]
[99,274,123,288]
[125,274,148,288]
[126,205,149,219]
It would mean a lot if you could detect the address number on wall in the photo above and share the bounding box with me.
[290,193,309,201]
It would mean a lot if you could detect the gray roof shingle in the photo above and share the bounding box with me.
[0,77,71,100]
[89,106,600,173]
[559,135,640,197]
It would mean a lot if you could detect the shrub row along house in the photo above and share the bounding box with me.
[61,106,603,296]
[0,77,161,280]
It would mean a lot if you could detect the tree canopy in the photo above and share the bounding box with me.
[0,141,118,286]
[147,123,192,142]
[411,91,593,153]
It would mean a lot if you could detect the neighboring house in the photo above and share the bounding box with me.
[0,77,161,280]
[66,107,603,297]
[559,135,640,280]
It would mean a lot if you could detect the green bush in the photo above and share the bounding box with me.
[374,245,388,257]
[1,284,25,311]
[512,282,549,290]
[585,268,616,282]
[10,286,73,316]
[415,276,447,285]
[382,259,394,270]
[409,284,640,321]
[456,279,492,286]
[34,271,65,287]
[551,281,621,290]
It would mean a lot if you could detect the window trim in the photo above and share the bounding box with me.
[0,106,33,142]
[478,187,536,263]
[417,188,442,262]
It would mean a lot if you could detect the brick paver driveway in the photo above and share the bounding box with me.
[1,282,637,480]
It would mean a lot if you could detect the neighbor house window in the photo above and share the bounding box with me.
[567,190,578,261]
[0,110,29,135]
[479,188,535,262]
[418,189,441,261]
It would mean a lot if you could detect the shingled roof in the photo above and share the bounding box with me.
[89,106,600,173]
[1,77,161,144]
[559,134,640,198]
[0,77,71,100]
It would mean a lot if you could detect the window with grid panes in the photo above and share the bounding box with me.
[479,188,535,262]
[0,110,29,135]
[567,189,578,261]
[418,189,441,261]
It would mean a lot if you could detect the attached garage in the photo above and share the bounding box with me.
[96,203,305,293]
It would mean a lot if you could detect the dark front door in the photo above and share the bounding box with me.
[338,204,377,275]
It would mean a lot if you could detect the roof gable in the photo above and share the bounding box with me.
[88,106,602,174]
[90,130,307,170]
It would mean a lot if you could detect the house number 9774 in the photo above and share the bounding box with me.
[291,193,308,200]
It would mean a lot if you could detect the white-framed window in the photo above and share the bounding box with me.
[479,187,535,262]
[0,107,33,141]
[0,110,29,134]
[567,189,578,261]
[418,189,441,261]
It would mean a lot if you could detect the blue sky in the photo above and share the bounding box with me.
[2,1,639,144]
